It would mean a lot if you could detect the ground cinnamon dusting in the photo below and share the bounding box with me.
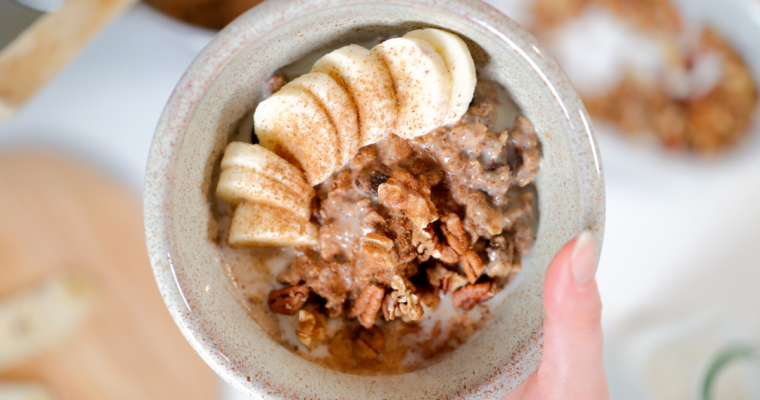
[224,78,541,374]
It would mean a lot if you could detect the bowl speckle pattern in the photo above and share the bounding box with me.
[144,0,605,398]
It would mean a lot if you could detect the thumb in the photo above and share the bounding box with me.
[535,230,608,399]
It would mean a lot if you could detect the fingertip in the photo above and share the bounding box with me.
[543,231,602,327]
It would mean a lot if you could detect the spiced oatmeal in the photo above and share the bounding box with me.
[216,78,541,375]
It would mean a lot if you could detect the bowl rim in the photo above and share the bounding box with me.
[144,0,606,398]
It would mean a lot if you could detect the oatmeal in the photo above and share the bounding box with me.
[212,28,542,374]
[217,79,541,374]
[526,0,758,154]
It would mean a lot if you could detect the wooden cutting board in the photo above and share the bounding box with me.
[0,153,216,400]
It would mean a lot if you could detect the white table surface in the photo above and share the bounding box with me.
[2,3,759,399]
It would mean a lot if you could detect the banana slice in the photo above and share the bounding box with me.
[0,274,96,371]
[0,383,56,400]
[217,142,313,220]
[254,86,341,185]
[372,37,452,139]
[405,28,477,124]
[312,44,396,146]
[286,73,360,167]
[229,201,318,247]
[220,142,312,195]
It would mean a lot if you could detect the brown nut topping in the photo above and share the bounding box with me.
[378,171,438,233]
[384,275,423,321]
[438,246,460,264]
[440,213,470,255]
[361,233,398,270]
[452,282,495,310]
[461,251,486,284]
[348,284,385,329]
[297,310,326,347]
[427,264,468,294]
[268,285,309,315]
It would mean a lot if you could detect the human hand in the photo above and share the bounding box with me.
[504,231,609,400]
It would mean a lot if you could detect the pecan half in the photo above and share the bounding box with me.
[268,285,309,315]
[440,213,470,255]
[452,282,495,310]
[439,245,460,264]
[348,284,385,329]
[461,251,486,284]
[361,233,397,270]
[297,310,326,347]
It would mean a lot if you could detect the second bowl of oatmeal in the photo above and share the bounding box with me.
[144,0,605,398]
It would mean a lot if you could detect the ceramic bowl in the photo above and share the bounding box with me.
[144,0,605,398]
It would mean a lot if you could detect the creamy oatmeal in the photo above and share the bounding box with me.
[216,78,541,375]
[211,29,543,375]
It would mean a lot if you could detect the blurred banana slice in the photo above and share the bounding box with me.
[229,201,318,247]
[372,37,452,139]
[217,142,313,220]
[404,28,477,124]
[312,44,397,146]
[286,73,360,167]
[0,274,96,371]
[0,383,56,400]
[254,86,341,185]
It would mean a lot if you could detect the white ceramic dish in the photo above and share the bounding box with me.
[143,0,605,398]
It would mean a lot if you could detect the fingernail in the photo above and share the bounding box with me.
[571,230,596,286]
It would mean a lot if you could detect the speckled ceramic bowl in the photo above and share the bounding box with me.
[144,0,605,398]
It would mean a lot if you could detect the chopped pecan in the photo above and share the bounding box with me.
[452,282,495,310]
[427,264,468,294]
[383,275,424,321]
[355,327,385,359]
[438,245,460,264]
[378,171,438,233]
[348,284,385,329]
[268,285,309,315]
[381,293,395,321]
[355,169,390,196]
[440,213,469,255]
[415,224,440,261]
[297,310,326,347]
[461,251,486,284]
[361,233,397,270]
